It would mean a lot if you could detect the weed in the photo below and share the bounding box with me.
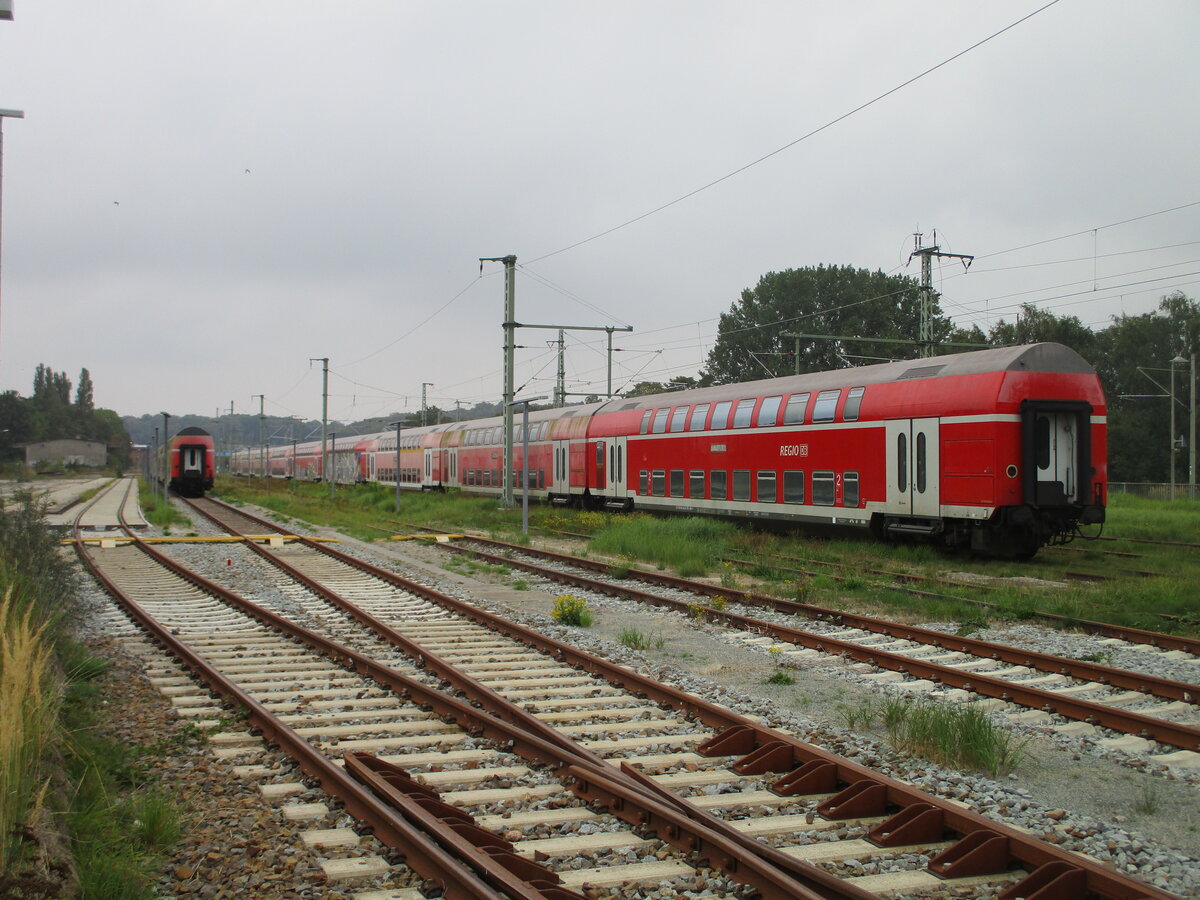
[763,670,795,686]
[551,594,593,627]
[882,697,1027,776]
[836,699,877,730]
[1134,780,1161,815]
[512,579,530,591]
[619,628,651,650]
[687,602,708,622]
[709,596,729,612]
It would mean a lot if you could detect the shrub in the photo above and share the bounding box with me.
[551,594,593,627]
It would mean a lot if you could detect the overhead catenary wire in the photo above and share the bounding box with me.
[524,1,1063,266]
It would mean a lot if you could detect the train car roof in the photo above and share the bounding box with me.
[175,426,212,437]
[592,343,1095,412]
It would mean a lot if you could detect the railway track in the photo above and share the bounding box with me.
[395,534,1200,760]
[153,494,1191,898]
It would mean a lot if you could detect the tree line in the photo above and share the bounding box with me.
[0,365,132,469]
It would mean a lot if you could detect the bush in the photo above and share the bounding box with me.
[551,594,593,627]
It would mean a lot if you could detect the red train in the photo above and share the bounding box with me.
[168,427,215,497]
[232,343,1106,556]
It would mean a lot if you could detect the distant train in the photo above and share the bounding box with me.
[231,343,1106,556]
[168,427,215,497]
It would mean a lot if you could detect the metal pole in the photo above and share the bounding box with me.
[330,432,336,500]
[1170,357,1177,501]
[292,439,297,492]
[1191,353,1196,499]
[310,357,328,485]
[253,394,264,485]
[394,420,402,514]
[554,329,565,407]
[161,412,171,497]
[421,383,432,427]
[502,257,516,507]
[521,402,531,535]
[152,427,158,505]
[606,328,614,398]
[0,110,24,368]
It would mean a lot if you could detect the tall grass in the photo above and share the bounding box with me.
[589,516,736,577]
[879,696,1026,776]
[0,590,60,876]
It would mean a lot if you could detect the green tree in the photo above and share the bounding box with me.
[74,368,94,412]
[704,265,963,383]
[987,304,1097,358]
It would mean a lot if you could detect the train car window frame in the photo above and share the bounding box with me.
[689,470,705,498]
[711,401,733,430]
[812,471,836,505]
[651,470,666,496]
[844,387,865,422]
[687,403,710,431]
[783,470,805,503]
[711,470,728,500]
[595,442,604,467]
[732,399,756,428]
[639,470,648,495]
[757,395,783,427]
[844,471,860,507]
[669,407,688,433]
[757,470,777,503]
[1035,416,1051,470]
[651,409,670,434]
[732,470,751,501]
[812,390,841,423]
[670,469,684,497]
[783,392,810,425]
[640,411,652,435]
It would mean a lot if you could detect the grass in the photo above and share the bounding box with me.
[589,515,736,578]
[880,696,1027,776]
[137,479,191,529]
[763,670,795,686]
[0,492,183,893]
[619,627,651,650]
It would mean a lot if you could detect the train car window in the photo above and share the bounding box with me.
[687,403,710,431]
[1036,416,1051,469]
[783,470,805,503]
[897,433,907,492]
[757,395,783,427]
[652,470,666,496]
[651,409,670,434]
[812,390,841,423]
[812,471,836,505]
[640,411,652,434]
[596,443,604,467]
[844,387,865,422]
[783,393,809,424]
[757,471,777,503]
[711,401,733,430]
[492,427,503,444]
[669,407,688,432]
[916,433,927,493]
[484,470,491,487]
[732,470,751,501]
[711,470,728,500]
[670,469,684,497]
[690,470,705,498]
[617,447,623,482]
[844,471,860,507]
[639,470,648,495]
[733,399,756,428]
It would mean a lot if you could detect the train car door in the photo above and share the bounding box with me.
[552,440,570,496]
[423,449,433,487]
[1030,409,1079,505]
[607,436,628,500]
[886,418,941,517]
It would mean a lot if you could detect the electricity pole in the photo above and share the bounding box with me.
[909,232,973,358]
[310,357,329,484]
[252,394,265,484]
[421,382,432,426]
[481,255,517,507]
[553,330,566,407]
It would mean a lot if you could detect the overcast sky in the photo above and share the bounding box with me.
[1,1,1197,428]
